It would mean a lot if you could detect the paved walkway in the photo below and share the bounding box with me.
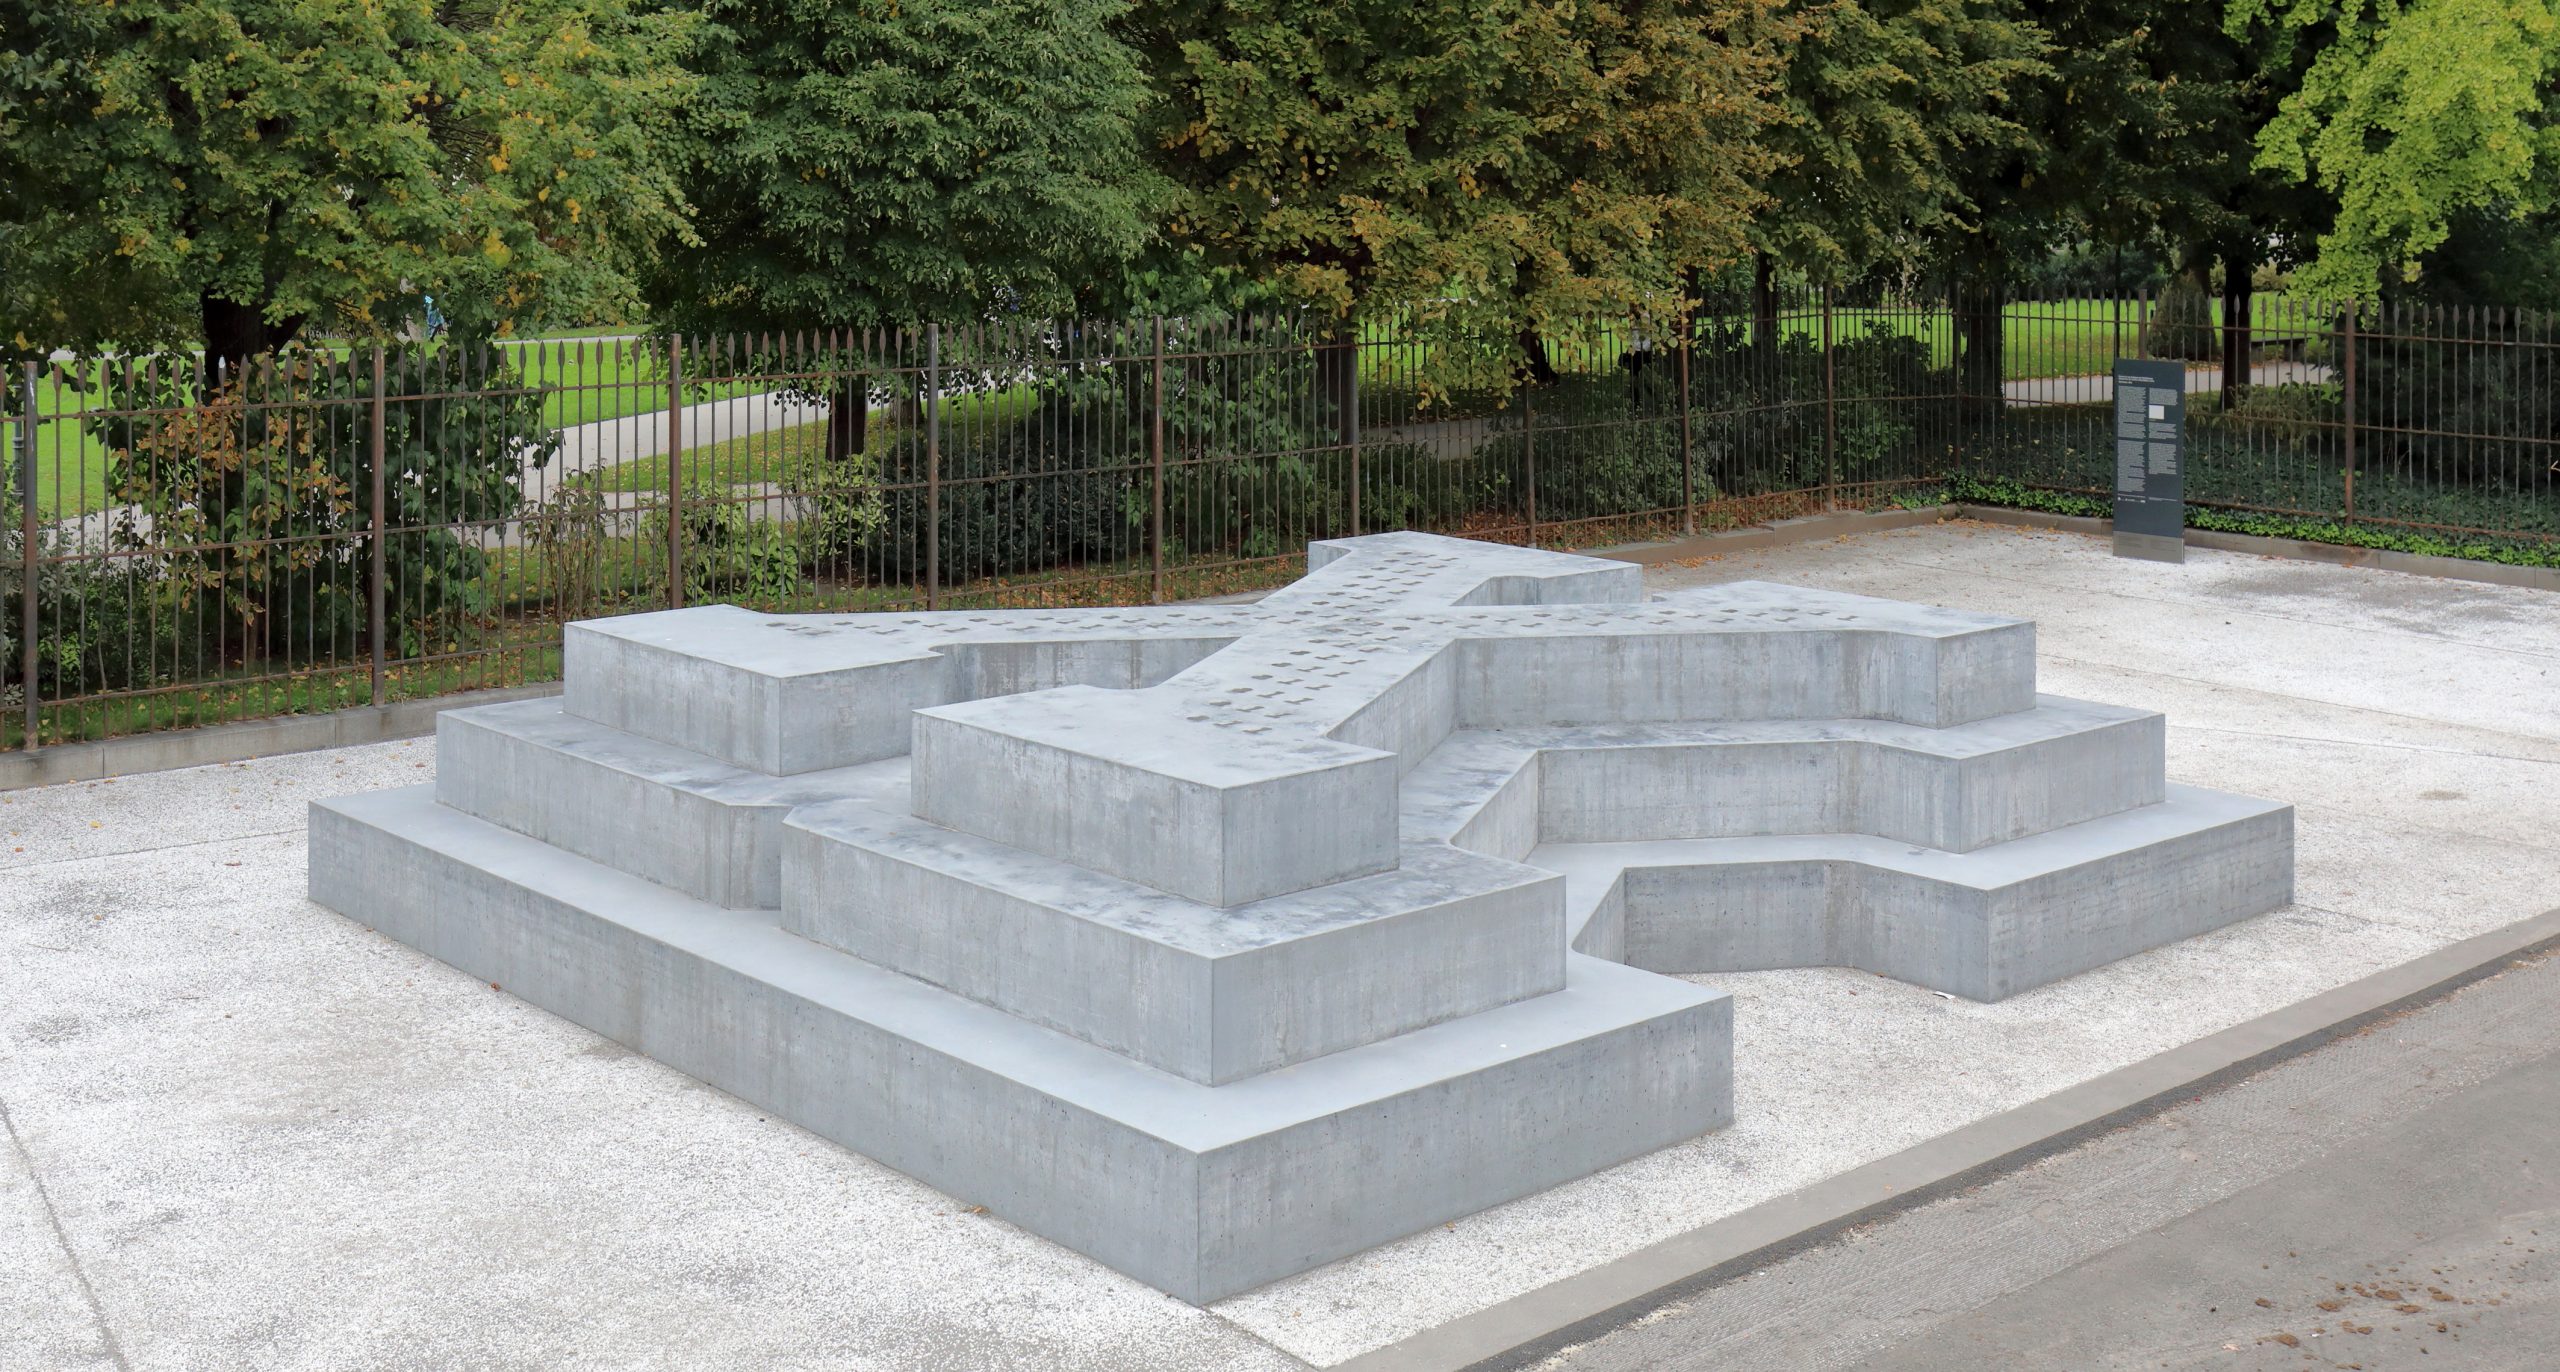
[1541,943,2560,1372]
[2002,359,2331,406]
[42,391,830,549]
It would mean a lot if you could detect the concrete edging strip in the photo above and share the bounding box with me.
[0,683,560,792]
[1333,902,2560,1372]
[1953,504,2560,594]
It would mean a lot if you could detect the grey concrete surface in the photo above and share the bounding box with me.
[1526,946,2560,1372]
[1,521,2550,1368]
[310,531,2285,1299]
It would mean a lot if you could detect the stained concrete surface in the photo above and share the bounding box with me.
[2,521,2555,1368]
[1535,948,2560,1372]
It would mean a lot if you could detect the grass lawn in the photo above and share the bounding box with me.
[582,386,1042,495]
[17,339,770,518]
[1778,295,2308,382]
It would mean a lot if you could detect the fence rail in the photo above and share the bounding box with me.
[6,290,2555,753]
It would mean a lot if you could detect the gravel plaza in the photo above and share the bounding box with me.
[5,518,2557,1371]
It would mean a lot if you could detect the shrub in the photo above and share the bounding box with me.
[645,475,808,606]
[1,487,177,710]
[91,334,555,662]
[2149,270,2217,361]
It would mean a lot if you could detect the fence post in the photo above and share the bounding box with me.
[2341,299,2358,520]
[1677,330,1695,536]
[1822,287,1839,500]
[1522,383,1538,547]
[1150,317,1166,603]
[1346,330,1362,539]
[926,323,942,610]
[16,361,36,752]
[368,346,388,708]
[665,335,684,609]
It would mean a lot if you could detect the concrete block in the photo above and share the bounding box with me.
[1450,596,2036,730]
[1538,785,2295,1000]
[785,805,1564,1083]
[911,687,1401,907]
[1528,703,2165,852]
[565,607,956,775]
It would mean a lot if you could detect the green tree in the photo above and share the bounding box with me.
[650,0,1160,458]
[1918,0,2306,402]
[0,0,696,369]
[2233,0,2560,295]
[1136,0,1788,392]
[1748,0,2049,313]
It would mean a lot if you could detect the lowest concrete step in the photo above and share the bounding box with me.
[309,785,1732,1304]
[1544,784,2295,1000]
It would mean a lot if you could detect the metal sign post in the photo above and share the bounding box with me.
[2112,358,2186,563]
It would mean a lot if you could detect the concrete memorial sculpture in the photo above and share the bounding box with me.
[311,532,2293,1300]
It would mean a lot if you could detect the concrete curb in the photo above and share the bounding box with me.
[0,684,559,792]
[1593,505,1951,564]
[1332,902,2560,1372]
[1954,504,2560,593]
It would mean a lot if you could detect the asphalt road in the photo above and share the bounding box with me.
[1540,947,2560,1372]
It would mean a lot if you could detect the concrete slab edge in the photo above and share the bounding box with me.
[1332,902,2560,1372]
[1954,504,2560,593]
[0,683,560,792]
[1592,505,1950,564]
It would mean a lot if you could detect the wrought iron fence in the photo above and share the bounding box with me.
[6,290,2554,753]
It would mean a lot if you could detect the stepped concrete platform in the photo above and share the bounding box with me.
[308,530,2294,1302]
[309,785,1726,1303]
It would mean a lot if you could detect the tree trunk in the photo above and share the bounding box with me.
[1515,329,1559,387]
[200,295,303,389]
[2219,251,2254,412]
[1751,254,1780,365]
[1952,271,2005,418]
[826,375,869,461]
[1314,334,1359,451]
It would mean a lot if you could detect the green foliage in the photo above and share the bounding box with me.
[648,476,808,606]
[2347,307,2560,489]
[1754,0,2050,282]
[522,476,622,619]
[2150,270,2219,360]
[654,0,1157,332]
[783,447,890,564]
[0,0,696,359]
[2233,0,2560,294]
[92,336,556,660]
[1354,443,1508,533]
[1135,0,1787,353]
[1945,472,2109,516]
[2,489,177,704]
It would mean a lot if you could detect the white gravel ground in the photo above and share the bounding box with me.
[4,521,2556,1370]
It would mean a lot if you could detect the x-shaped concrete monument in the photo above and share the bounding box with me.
[313,532,2292,1301]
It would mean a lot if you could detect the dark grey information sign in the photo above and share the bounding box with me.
[2112,358,2186,562]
